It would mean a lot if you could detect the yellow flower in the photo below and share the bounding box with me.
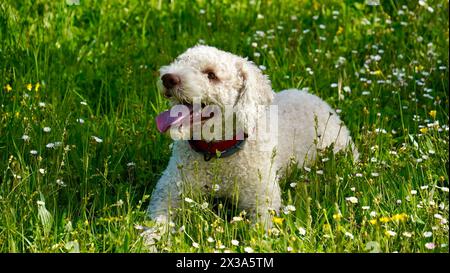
[391,213,408,222]
[26,83,32,91]
[379,217,390,223]
[385,230,397,237]
[415,65,424,72]
[333,213,342,221]
[336,26,344,35]
[312,0,320,10]
[369,219,378,225]
[272,216,284,225]
[35,82,41,92]
[5,84,12,92]
[419,127,428,134]
[373,70,383,76]
[323,223,331,231]
[429,110,436,119]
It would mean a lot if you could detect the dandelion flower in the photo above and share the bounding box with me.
[26,83,32,91]
[391,213,408,222]
[272,216,284,225]
[5,84,12,92]
[429,110,436,119]
[333,213,342,220]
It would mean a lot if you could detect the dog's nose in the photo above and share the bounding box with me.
[161,73,181,89]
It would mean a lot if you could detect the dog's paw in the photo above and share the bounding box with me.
[137,216,174,252]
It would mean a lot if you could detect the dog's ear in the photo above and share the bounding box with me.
[234,60,274,133]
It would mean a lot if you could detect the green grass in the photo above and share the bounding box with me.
[0,0,448,253]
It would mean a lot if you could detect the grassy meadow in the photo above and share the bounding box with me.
[0,0,448,253]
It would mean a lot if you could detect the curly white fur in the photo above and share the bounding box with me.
[148,45,358,228]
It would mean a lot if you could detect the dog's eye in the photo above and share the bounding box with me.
[202,68,219,81]
[207,71,217,80]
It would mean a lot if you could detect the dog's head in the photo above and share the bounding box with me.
[156,45,273,140]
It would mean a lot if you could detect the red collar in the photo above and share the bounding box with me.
[188,132,248,161]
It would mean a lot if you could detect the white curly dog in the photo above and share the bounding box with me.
[148,45,358,229]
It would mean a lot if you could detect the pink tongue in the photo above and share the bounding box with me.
[155,105,193,133]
